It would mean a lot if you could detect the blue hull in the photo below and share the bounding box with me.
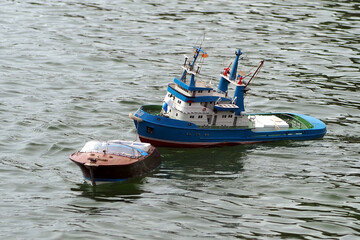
[132,105,327,147]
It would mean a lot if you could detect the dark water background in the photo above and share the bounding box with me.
[1,0,359,239]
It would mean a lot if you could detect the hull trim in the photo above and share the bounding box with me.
[139,135,260,148]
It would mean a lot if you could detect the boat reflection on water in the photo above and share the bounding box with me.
[70,141,300,201]
[71,177,147,202]
[158,145,249,180]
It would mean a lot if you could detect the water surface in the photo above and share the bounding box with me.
[0,0,359,239]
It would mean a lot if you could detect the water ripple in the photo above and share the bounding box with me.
[0,0,359,239]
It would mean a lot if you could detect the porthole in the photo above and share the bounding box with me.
[146,126,154,134]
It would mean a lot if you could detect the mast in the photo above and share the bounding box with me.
[233,85,245,115]
[232,50,245,115]
[217,49,243,94]
[230,49,243,80]
[180,46,207,88]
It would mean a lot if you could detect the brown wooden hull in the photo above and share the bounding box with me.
[69,146,161,184]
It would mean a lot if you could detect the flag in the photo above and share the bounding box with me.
[162,102,168,112]
[237,74,243,84]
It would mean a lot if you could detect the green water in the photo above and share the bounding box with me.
[0,0,359,239]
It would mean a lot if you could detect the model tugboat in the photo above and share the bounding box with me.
[69,140,161,185]
[130,46,327,147]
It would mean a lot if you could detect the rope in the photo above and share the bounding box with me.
[245,60,264,88]
[134,118,140,142]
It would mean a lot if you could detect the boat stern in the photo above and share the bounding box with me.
[294,113,327,139]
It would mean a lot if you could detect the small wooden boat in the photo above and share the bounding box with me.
[69,140,161,186]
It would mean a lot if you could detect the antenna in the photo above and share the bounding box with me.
[245,60,264,88]
[199,33,206,49]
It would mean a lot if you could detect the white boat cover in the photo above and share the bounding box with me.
[80,140,151,157]
[251,115,289,129]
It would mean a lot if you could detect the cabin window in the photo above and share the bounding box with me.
[222,115,227,118]
[189,103,192,106]
[190,115,194,119]
[208,90,211,93]
[177,100,182,104]
[199,90,203,93]
[198,115,203,119]
[176,113,178,116]
[228,115,232,118]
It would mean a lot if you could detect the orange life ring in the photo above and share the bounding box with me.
[202,108,206,111]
